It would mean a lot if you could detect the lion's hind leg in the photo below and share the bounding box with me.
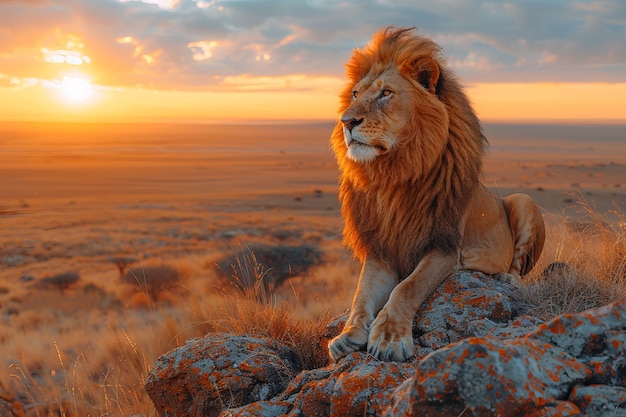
[503,193,546,277]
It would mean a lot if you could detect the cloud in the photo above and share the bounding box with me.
[0,0,624,92]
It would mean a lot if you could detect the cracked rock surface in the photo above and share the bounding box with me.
[146,271,626,417]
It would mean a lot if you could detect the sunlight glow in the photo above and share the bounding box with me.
[60,76,93,102]
[42,49,91,65]
[2,79,624,123]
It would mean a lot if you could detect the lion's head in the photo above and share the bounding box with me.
[331,27,485,188]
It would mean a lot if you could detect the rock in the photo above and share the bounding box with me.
[530,301,626,386]
[146,271,626,417]
[387,337,589,416]
[522,401,582,417]
[569,385,626,417]
[412,270,531,355]
[416,271,518,333]
[219,401,292,417]
[530,301,626,357]
[145,334,303,417]
[487,315,545,339]
[327,271,532,359]
[223,352,414,416]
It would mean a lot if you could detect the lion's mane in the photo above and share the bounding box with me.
[330,27,488,278]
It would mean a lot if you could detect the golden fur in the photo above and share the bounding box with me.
[328,27,545,362]
[331,27,485,279]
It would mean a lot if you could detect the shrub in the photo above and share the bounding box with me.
[108,256,137,276]
[121,264,182,303]
[36,272,80,293]
[216,242,321,294]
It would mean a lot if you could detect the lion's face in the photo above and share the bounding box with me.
[340,63,449,166]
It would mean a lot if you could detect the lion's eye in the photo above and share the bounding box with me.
[352,90,358,100]
[380,89,393,98]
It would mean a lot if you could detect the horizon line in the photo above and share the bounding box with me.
[2,117,626,126]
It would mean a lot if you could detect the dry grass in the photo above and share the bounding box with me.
[518,197,626,320]
[211,242,331,370]
[217,299,331,370]
[7,323,156,416]
[1,199,625,416]
[1,240,340,416]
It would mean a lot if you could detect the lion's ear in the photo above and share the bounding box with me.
[403,57,440,94]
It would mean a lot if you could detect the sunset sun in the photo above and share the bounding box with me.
[60,76,94,102]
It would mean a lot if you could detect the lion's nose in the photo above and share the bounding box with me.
[341,117,364,132]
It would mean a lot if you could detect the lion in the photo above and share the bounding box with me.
[328,27,546,362]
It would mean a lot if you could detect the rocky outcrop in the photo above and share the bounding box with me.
[146,271,626,416]
[145,334,304,417]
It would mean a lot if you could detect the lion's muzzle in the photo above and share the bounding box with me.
[342,117,363,148]
[342,117,363,132]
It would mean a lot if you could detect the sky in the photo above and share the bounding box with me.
[1,0,625,123]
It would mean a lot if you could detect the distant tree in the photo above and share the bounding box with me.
[108,256,137,276]
[37,271,81,293]
[121,264,181,302]
[216,243,321,297]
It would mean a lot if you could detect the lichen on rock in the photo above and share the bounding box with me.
[145,334,303,417]
[146,271,626,417]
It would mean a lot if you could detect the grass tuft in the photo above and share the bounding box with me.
[519,198,626,320]
[213,242,331,370]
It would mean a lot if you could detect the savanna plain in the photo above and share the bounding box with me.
[1,121,625,416]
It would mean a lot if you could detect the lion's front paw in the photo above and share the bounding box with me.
[328,325,369,362]
[367,311,414,362]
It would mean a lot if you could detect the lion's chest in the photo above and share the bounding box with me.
[343,185,436,275]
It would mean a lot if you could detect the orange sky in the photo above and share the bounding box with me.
[1,80,625,124]
[1,1,625,124]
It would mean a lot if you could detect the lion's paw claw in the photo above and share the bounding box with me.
[328,326,368,362]
[367,313,414,362]
[367,334,414,362]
